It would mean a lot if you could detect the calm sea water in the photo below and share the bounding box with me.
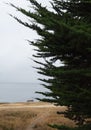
[0,83,47,103]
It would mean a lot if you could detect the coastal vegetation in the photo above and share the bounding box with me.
[0,108,36,130]
[0,102,75,130]
[10,0,91,129]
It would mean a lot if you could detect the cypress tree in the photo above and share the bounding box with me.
[11,0,91,129]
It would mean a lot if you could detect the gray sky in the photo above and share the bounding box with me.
[0,0,51,83]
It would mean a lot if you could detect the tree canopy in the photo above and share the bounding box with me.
[11,0,91,129]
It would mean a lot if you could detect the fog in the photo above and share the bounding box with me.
[0,0,51,83]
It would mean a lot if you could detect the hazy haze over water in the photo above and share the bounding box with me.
[0,0,51,103]
[0,83,47,102]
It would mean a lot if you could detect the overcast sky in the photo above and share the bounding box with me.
[0,0,51,83]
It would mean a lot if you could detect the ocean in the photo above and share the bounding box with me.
[0,83,47,103]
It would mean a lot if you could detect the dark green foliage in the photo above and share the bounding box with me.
[50,124,91,130]
[11,0,91,129]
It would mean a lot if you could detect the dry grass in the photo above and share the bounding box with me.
[29,107,75,130]
[0,109,37,130]
[0,102,76,130]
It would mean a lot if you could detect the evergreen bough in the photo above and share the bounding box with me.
[11,0,91,129]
